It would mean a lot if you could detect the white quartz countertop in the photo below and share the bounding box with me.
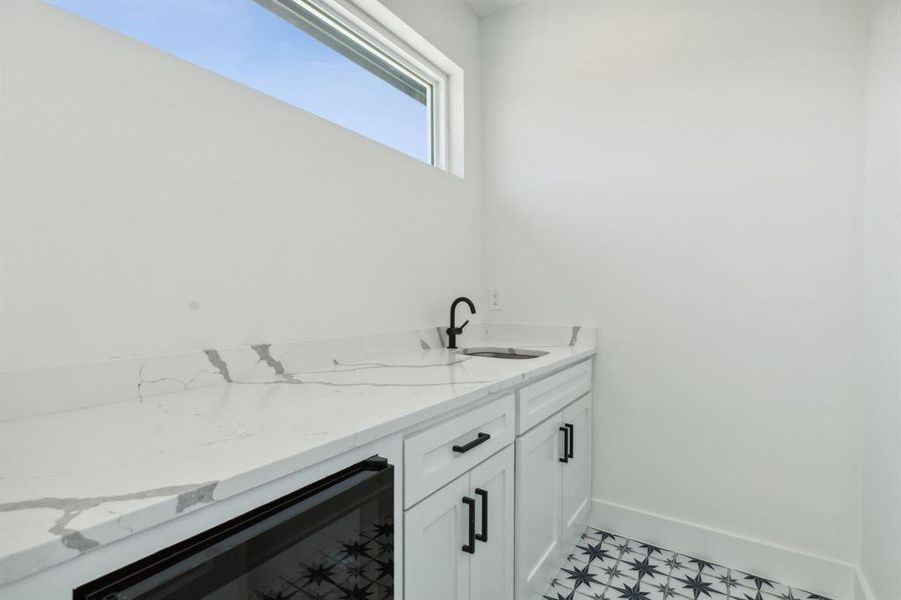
[0,337,594,586]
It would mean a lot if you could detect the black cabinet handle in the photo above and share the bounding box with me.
[475,488,488,543]
[462,496,476,554]
[453,432,490,454]
[565,423,575,459]
[559,426,569,463]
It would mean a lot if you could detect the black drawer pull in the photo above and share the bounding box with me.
[462,496,476,554]
[565,423,575,459]
[453,432,490,454]
[475,488,488,543]
[559,426,569,463]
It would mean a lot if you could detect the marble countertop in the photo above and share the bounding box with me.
[0,330,594,586]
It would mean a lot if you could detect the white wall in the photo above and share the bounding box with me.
[481,0,867,564]
[0,0,481,372]
[861,2,901,598]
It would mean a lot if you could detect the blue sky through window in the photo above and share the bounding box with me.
[46,0,430,162]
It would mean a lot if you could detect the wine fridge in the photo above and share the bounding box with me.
[74,456,394,599]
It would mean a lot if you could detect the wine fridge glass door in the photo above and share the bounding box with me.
[74,458,394,600]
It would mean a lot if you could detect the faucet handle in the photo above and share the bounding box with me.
[446,320,470,336]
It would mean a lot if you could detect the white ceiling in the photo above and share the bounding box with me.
[463,0,525,19]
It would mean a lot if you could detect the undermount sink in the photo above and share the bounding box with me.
[461,347,549,359]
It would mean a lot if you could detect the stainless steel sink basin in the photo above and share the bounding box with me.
[461,347,549,359]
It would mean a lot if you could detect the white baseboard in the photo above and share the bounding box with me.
[854,567,876,600]
[590,497,859,600]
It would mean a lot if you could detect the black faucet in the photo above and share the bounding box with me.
[446,297,476,350]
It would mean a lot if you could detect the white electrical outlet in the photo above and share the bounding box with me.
[488,288,503,311]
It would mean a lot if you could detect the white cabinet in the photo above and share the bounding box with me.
[561,393,592,549]
[515,412,564,600]
[404,470,471,600]
[405,446,515,600]
[515,386,593,600]
[405,358,594,600]
[470,447,515,600]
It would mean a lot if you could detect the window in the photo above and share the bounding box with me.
[46,0,447,166]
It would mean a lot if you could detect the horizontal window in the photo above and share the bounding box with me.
[46,0,444,165]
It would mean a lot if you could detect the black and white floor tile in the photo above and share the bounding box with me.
[544,528,833,600]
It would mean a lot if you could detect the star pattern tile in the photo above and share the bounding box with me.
[251,516,393,600]
[563,564,604,591]
[543,527,836,600]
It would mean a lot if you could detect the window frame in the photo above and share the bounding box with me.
[263,0,450,169]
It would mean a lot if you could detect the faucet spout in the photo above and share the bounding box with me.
[447,296,476,350]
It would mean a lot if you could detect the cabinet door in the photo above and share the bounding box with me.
[405,473,471,600]
[469,446,515,600]
[515,414,565,600]
[561,393,592,549]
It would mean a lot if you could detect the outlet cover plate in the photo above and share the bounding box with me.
[489,288,503,311]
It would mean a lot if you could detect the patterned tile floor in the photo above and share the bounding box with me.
[544,527,833,600]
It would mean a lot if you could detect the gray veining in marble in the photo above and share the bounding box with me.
[252,344,286,375]
[0,482,217,554]
[569,325,582,346]
[1,324,595,422]
[264,375,494,388]
[202,349,233,383]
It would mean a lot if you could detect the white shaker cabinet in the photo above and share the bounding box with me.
[405,358,593,600]
[404,470,471,600]
[561,393,592,549]
[405,445,515,600]
[514,412,565,600]
[470,446,515,600]
[514,360,594,600]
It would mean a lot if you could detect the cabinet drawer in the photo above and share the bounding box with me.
[405,395,515,508]
[517,360,592,434]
